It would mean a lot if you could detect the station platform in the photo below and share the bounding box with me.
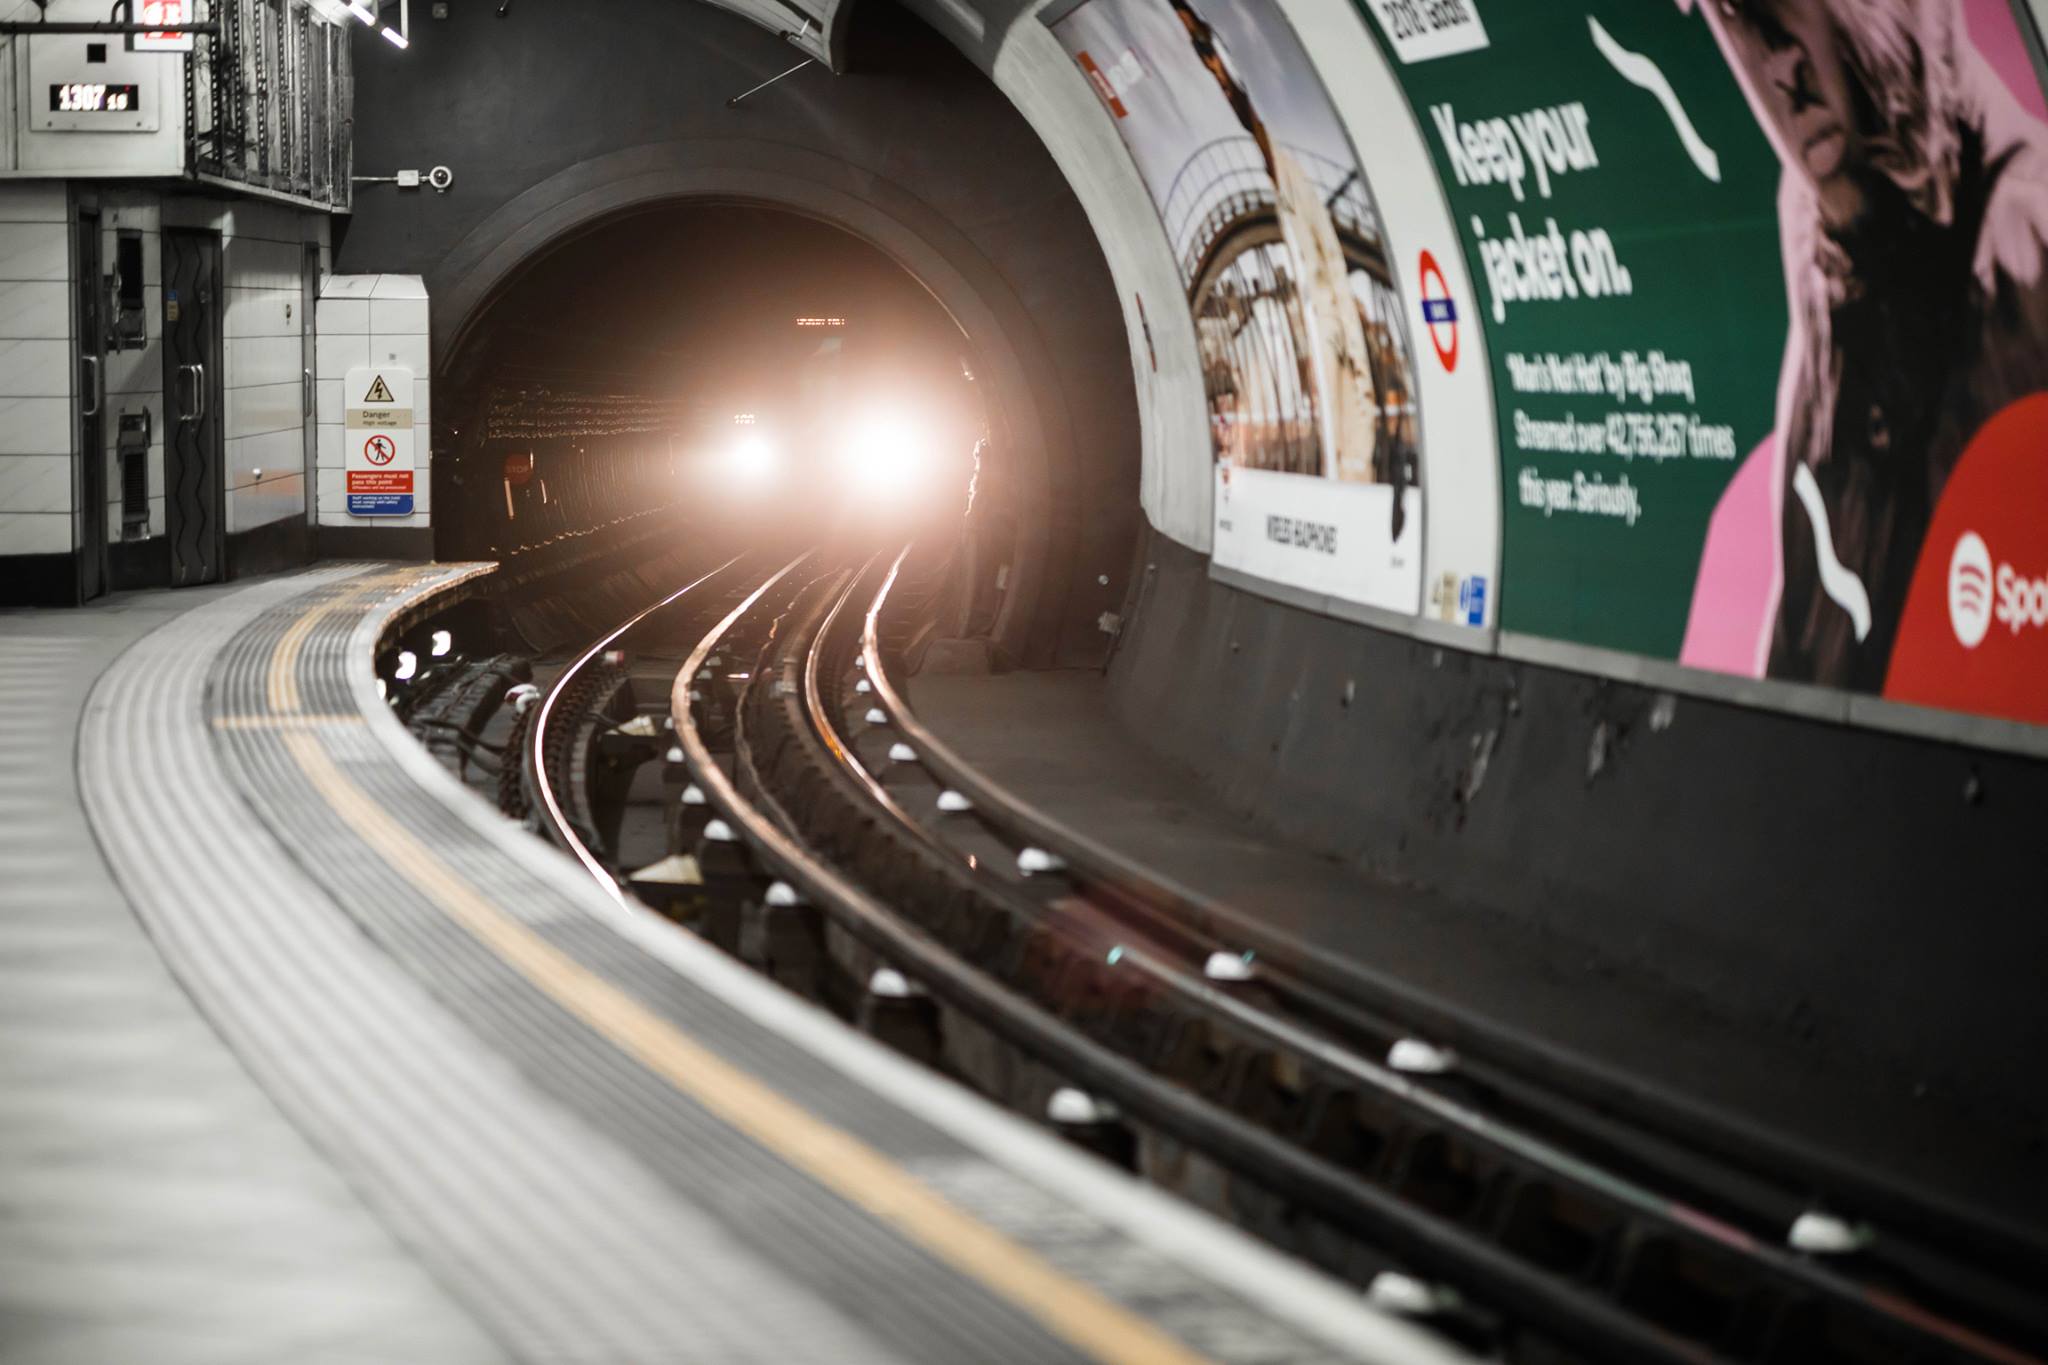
[0,564,1455,1365]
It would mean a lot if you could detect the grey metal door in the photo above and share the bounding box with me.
[302,243,320,521]
[162,228,225,586]
[74,209,107,601]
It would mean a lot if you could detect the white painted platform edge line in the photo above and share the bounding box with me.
[347,570,1468,1365]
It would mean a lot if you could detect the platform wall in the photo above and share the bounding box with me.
[1108,522,2048,1132]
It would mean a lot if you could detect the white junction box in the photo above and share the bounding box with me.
[3,2,189,177]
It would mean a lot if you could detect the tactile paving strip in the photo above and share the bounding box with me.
[85,562,1453,1365]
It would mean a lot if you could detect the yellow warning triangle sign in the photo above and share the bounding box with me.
[363,375,395,404]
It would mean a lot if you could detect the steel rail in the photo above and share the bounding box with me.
[674,552,1727,1365]
[850,546,2043,1365]
[525,552,745,901]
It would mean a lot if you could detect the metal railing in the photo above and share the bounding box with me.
[187,0,352,209]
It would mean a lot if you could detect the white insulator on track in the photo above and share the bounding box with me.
[1787,1210,1874,1256]
[1017,847,1066,876]
[855,678,872,694]
[764,880,802,907]
[627,854,702,886]
[680,783,706,806]
[665,745,686,765]
[615,714,658,737]
[936,790,973,814]
[506,682,541,714]
[702,818,738,843]
[1387,1038,1458,1075]
[1203,951,1256,983]
[864,707,889,726]
[887,742,918,764]
[1366,1272,1453,1317]
[1046,1087,1118,1126]
[868,967,924,999]
[696,666,713,680]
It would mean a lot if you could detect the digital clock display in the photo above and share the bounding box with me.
[49,83,141,114]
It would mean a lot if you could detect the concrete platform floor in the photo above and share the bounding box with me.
[0,587,506,1365]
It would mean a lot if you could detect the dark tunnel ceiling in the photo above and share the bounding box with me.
[459,205,978,426]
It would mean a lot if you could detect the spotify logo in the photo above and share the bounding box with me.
[1948,531,1994,649]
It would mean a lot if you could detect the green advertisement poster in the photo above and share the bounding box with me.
[1353,1,1785,656]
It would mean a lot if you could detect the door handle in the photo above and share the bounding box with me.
[303,368,314,420]
[80,355,101,417]
[177,364,204,423]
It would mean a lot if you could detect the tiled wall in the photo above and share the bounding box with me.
[161,196,331,537]
[0,183,74,558]
[316,274,431,530]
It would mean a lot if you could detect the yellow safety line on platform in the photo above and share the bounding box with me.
[213,714,364,730]
[261,609,1211,1365]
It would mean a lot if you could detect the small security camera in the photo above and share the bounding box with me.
[426,164,455,193]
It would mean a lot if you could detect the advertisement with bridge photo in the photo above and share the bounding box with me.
[1354,0,2048,727]
[1053,0,1429,617]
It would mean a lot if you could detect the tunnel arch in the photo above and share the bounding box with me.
[429,143,1062,656]
[340,0,1142,667]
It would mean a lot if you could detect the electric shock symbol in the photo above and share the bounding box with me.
[364,434,398,466]
[362,375,396,404]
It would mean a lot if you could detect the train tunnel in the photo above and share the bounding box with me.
[337,0,2048,1147]
[6,0,2048,1360]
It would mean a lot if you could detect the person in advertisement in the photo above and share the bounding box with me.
[1694,0,2048,689]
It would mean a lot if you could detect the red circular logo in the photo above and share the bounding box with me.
[364,434,397,466]
[1418,250,1459,374]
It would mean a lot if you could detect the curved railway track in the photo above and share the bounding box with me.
[510,542,2048,1365]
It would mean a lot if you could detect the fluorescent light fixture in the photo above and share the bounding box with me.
[430,629,453,658]
[394,649,419,681]
[347,1,377,24]
[380,24,409,47]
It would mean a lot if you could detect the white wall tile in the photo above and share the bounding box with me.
[367,333,429,375]
[0,223,69,282]
[101,196,162,233]
[0,281,70,340]
[369,274,428,300]
[0,454,71,514]
[226,333,304,389]
[316,297,368,335]
[316,330,368,380]
[368,298,429,337]
[0,339,71,398]
[224,236,300,290]
[0,184,68,223]
[0,398,69,454]
[229,472,305,533]
[224,381,298,440]
[222,201,299,246]
[0,511,71,554]
[227,428,303,487]
[224,287,300,339]
[316,378,343,426]
[321,274,377,300]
